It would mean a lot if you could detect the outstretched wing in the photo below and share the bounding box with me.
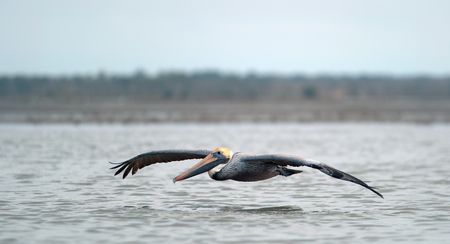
[243,154,383,198]
[110,149,211,179]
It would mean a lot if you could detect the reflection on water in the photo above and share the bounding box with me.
[221,205,304,214]
[1,123,450,243]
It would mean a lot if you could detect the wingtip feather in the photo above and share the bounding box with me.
[372,188,384,199]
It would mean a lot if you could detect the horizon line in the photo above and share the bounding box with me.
[1,69,450,78]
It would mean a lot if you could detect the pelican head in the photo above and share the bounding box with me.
[173,147,232,182]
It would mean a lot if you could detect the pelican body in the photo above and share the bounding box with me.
[207,152,301,182]
[111,147,383,198]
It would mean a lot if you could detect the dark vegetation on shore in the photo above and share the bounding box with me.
[1,71,450,123]
[1,70,450,102]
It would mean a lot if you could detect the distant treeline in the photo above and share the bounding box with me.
[1,71,450,102]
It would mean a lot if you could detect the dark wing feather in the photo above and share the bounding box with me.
[243,154,383,198]
[110,150,211,179]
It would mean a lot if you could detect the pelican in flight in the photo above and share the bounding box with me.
[110,147,383,198]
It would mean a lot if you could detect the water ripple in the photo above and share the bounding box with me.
[1,123,450,243]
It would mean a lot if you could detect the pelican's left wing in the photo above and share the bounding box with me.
[110,149,211,179]
[242,154,383,198]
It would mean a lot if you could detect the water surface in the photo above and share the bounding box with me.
[1,123,450,243]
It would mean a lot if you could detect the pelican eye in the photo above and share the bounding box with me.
[217,151,221,155]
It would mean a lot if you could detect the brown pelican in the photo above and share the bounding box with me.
[110,147,383,198]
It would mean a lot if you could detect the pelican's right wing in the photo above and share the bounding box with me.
[242,154,383,198]
[110,149,211,179]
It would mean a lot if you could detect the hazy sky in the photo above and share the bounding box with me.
[1,0,449,75]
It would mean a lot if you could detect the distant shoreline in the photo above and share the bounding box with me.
[2,100,449,124]
[2,71,450,123]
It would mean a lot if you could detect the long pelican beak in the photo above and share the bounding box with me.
[173,154,225,182]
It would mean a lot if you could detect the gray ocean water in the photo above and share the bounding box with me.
[1,123,450,243]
